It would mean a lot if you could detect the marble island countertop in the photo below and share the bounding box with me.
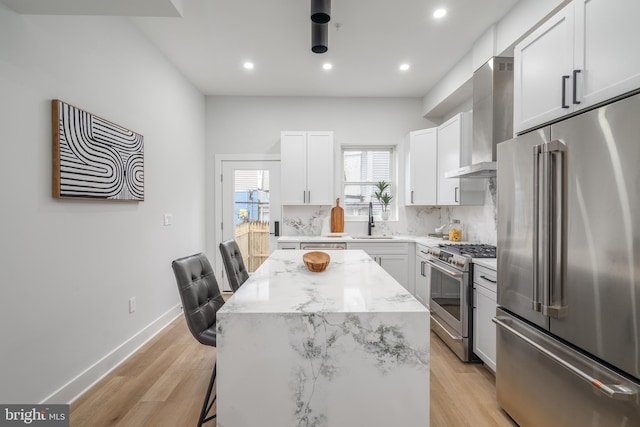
[219,249,428,314]
[216,249,430,427]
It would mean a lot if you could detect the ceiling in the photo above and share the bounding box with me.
[3,0,520,98]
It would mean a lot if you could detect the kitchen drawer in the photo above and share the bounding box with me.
[347,242,409,255]
[473,264,497,292]
[277,242,299,250]
[416,243,431,257]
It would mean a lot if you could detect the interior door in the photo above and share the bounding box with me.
[220,160,280,291]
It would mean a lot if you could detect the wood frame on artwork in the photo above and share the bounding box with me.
[52,99,144,201]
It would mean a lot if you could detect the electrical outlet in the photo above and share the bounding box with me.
[163,213,173,226]
[129,297,136,313]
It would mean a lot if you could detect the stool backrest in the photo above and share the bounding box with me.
[219,240,250,292]
[171,253,224,347]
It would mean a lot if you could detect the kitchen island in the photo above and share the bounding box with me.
[216,249,430,427]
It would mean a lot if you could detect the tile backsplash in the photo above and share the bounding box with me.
[282,205,442,237]
[444,178,497,245]
[282,178,498,245]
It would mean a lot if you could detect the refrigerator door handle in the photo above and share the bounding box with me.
[541,140,568,319]
[532,144,542,312]
[493,316,637,401]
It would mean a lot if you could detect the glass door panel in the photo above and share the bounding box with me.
[221,160,280,291]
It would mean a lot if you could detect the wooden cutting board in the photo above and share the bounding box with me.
[330,198,344,233]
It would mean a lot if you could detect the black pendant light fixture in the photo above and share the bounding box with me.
[311,22,328,54]
[311,0,331,24]
[310,0,331,54]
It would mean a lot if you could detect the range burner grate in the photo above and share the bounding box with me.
[439,244,496,258]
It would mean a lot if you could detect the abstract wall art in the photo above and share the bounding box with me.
[52,99,144,201]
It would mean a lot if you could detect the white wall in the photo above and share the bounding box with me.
[0,5,206,404]
[204,96,437,257]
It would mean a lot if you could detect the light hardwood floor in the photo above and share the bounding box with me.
[71,315,517,427]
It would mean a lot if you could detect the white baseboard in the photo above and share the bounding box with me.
[42,304,182,404]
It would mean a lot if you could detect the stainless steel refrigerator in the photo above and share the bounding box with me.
[496,92,640,426]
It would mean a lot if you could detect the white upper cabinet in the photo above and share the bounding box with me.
[281,131,334,205]
[514,4,575,133]
[515,0,640,133]
[405,128,437,205]
[574,0,640,110]
[437,112,484,206]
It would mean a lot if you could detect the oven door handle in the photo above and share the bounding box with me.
[430,315,463,341]
[424,259,463,278]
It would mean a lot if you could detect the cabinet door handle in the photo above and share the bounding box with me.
[561,75,570,109]
[454,186,459,203]
[421,260,426,277]
[572,69,581,105]
[303,191,306,203]
[308,190,311,203]
[411,190,414,204]
[480,275,497,284]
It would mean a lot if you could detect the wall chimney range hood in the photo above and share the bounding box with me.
[445,57,513,179]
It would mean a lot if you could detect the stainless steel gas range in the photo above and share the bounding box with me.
[426,243,496,361]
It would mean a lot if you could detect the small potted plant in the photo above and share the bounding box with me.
[374,181,393,220]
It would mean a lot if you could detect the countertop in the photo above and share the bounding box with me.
[278,236,498,269]
[278,234,445,246]
[219,249,428,314]
[277,235,418,243]
[472,258,497,270]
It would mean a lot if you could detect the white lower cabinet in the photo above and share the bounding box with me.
[347,242,412,293]
[378,255,410,292]
[473,264,497,372]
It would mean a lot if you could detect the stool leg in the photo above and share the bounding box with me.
[198,361,217,426]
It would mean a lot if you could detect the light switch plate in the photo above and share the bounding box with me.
[163,213,173,226]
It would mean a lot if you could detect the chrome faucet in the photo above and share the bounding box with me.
[368,201,375,236]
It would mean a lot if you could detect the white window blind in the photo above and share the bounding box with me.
[342,147,395,219]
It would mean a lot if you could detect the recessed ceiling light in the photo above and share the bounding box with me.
[400,63,410,71]
[433,8,447,19]
[323,63,333,70]
[243,62,254,70]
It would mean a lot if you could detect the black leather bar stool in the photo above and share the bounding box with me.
[219,239,249,292]
[172,253,225,426]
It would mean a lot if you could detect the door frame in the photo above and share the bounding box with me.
[214,154,280,291]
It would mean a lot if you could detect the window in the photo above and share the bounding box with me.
[342,147,395,219]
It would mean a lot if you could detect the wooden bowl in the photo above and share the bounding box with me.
[303,251,331,272]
